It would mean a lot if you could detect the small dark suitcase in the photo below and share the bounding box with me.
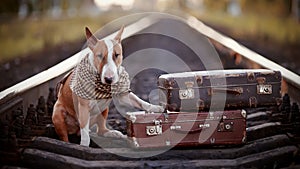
[158,69,281,112]
[126,110,246,148]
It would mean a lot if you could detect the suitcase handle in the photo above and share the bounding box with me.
[209,87,243,95]
[171,123,209,134]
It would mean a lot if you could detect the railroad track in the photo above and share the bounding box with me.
[1,14,300,168]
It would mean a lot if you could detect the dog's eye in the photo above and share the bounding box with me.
[115,53,120,58]
[97,54,103,59]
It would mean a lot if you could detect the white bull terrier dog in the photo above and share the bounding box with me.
[52,26,164,146]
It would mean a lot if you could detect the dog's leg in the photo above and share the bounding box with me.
[99,108,109,134]
[52,101,69,142]
[77,97,90,146]
[90,108,109,135]
[116,92,164,112]
[90,108,126,139]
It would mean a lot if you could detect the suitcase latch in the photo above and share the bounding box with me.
[218,122,234,132]
[146,120,162,136]
[179,88,195,99]
[257,84,272,94]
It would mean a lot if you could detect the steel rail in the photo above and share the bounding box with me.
[186,15,300,90]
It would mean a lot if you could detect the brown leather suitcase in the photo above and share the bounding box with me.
[126,110,246,148]
[158,69,281,112]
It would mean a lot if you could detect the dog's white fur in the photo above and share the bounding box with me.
[102,39,119,84]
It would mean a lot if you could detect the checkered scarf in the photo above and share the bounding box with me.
[70,54,130,100]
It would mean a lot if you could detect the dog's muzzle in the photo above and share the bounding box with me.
[104,77,113,84]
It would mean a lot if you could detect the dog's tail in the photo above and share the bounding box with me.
[55,70,73,98]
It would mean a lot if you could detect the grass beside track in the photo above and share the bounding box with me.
[194,11,300,45]
[1,11,299,63]
[0,12,128,63]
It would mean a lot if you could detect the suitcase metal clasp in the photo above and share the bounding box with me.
[179,88,195,99]
[241,109,247,118]
[218,121,234,132]
[146,120,162,136]
[257,84,272,94]
[146,125,162,136]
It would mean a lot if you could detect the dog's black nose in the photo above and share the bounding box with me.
[104,77,113,84]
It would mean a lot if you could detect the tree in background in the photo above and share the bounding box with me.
[0,0,20,16]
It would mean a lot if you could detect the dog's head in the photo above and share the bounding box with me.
[85,26,124,85]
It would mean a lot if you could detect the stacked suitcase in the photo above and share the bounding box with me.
[126,69,282,148]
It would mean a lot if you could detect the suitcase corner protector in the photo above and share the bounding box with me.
[241,109,247,118]
[242,136,247,143]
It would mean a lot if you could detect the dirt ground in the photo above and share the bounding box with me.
[0,24,299,91]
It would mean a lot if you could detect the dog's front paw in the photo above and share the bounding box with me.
[148,104,164,113]
[103,130,127,139]
[80,128,90,146]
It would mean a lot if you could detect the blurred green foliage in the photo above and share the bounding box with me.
[203,0,293,17]
[0,0,299,63]
[196,11,300,44]
[0,16,108,63]
[191,0,300,44]
[239,0,292,17]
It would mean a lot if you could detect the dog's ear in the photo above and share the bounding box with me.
[85,27,98,49]
[114,26,124,43]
